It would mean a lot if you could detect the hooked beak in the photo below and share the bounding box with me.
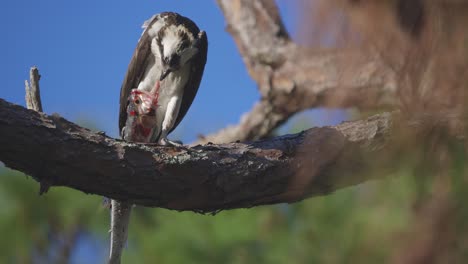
[160,68,172,81]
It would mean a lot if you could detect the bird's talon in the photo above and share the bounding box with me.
[159,138,183,147]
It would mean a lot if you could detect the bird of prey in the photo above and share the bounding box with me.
[119,11,208,145]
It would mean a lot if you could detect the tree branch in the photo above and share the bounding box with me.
[24,66,43,112]
[0,98,395,213]
[201,0,396,143]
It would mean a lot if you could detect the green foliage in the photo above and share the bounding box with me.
[140,176,413,264]
[0,168,108,263]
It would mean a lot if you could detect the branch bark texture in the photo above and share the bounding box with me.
[0,98,393,213]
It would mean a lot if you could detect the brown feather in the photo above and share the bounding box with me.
[118,20,156,135]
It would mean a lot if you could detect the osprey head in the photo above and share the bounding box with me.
[156,25,199,81]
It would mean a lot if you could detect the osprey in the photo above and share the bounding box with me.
[109,12,208,264]
[119,11,208,145]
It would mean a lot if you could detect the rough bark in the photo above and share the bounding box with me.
[0,98,395,213]
[199,0,396,144]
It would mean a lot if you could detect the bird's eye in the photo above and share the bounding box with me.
[134,99,140,105]
[169,55,180,67]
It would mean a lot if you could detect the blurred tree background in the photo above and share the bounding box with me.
[0,146,419,264]
[2,0,468,263]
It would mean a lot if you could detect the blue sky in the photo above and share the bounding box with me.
[1,0,345,142]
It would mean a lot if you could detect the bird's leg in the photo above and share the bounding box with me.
[159,137,183,147]
[158,96,183,146]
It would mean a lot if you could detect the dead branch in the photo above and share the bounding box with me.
[199,0,396,144]
[24,66,43,112]
[0,98,397,213]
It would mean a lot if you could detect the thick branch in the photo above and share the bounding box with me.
[202,0,396,143]
[0,98,395,213]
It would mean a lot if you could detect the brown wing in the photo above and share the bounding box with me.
[118,16,160,136]
[169,30,208,134]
